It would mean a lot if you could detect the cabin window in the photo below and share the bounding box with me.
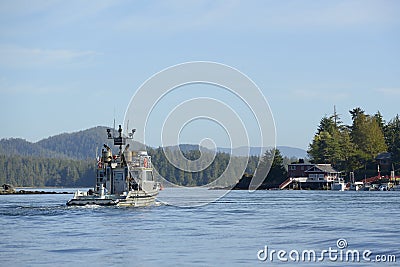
[141,171,153,181]
[289,166,296,170]
[131,171,139,179]
[147,171,154,181]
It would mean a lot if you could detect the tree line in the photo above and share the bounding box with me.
[148,147,260,187]
[0,150,257,187]
[149,147,290,188]
[0,147,292,188]
[0,125,294,187]
[0,155,94,187]
[308,107,400,179]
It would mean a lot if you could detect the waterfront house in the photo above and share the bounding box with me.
[281,163,340,189]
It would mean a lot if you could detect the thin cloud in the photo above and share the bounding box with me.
[259,0,398,30]
[1,1,397,38]
[0,0,116,20]
[0,82,72,95]
[0,45,101,68]
[291,89,349,101]
[112,0,399,34]
[375,88,400,96]
[0,0,58,17]
[114,1,239,33]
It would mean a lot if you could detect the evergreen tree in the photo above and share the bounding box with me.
[308,115,348,167]
[257,149,287,187]
[309,108,387,174]
[350,108,387,161]
[374,111,385,131]
[384,114,400,165]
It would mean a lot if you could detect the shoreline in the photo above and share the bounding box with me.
[0,189,72,195]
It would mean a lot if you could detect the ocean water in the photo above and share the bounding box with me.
[0,188,399,266]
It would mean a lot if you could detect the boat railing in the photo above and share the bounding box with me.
[128,156,152,168]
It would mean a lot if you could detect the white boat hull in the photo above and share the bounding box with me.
[67,190,158,207]
[331,183,346,191]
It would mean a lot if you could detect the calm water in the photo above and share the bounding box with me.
[0,188,399,266]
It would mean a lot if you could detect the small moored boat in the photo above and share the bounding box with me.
[67,125,161,207]
[331,178,346,191]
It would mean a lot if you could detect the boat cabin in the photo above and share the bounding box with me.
[96,150,154,195]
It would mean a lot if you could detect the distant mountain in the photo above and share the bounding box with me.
[168,145,307,159]
[0,127,307,187]
[0,127,307,160]
[37,126,111,159]
[0,138,65,158]
[217,146,262,156]
[164,144,213,154]
[177,144,201,152]
[0,126,112,160]
[277,146,307,159]
[216,146,307,159]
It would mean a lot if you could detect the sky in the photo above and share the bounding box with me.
[0,0,399,150]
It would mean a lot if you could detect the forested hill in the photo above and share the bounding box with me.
[0,138,65,159]
[1,128,306,160]
[36,126,111,160]
[0,126,138,187]
[0,126,298,187]
[0,126,111,160]
[0,127,113,186]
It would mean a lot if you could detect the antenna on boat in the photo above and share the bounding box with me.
[113,106,116,137]
[113,118,116,138]
[126,120,129,137]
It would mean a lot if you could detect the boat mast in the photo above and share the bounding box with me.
[107,124,136,158]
